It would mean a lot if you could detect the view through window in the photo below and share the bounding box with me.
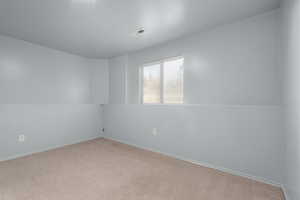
[143,63,161,104]
[142,57,184,104]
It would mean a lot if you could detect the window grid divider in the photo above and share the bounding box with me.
[140,56,184,105]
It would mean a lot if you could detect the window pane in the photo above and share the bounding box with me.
[163,58,184,104]
[143,64,161,103]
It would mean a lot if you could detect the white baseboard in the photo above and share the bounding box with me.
[281,186,300,200]
[281,186,289,200]
[104,135,283,188]
[0,134,284,192]
[0,135,103,162]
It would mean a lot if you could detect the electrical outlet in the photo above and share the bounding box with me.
[18,135,25,142]
[152,128,158,136]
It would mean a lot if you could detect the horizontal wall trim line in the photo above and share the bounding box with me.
[107,104,282,108]
[103,135,283,188]
[0,135,103,162]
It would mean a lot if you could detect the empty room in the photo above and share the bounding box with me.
[0,0,299,199]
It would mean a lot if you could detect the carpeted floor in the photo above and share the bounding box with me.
[0,138,284,200]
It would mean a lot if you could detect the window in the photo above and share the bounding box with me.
[141,57,184,104]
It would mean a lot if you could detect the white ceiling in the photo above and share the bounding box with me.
[0,0,280,58]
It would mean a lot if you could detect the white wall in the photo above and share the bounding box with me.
[89,59,109,104]
[126,10,281,106]
[109,55,127,104]
[0,35,108,104]
[0,104,102,161]
[0,35,88,103]
[105,10,284,185]
[104,104,283,185]
[0,35,107,161]
[282,1,300,199]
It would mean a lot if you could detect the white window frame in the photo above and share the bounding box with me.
[139,56,184,105]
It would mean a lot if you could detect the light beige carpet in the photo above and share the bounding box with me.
[0,138,284,200]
